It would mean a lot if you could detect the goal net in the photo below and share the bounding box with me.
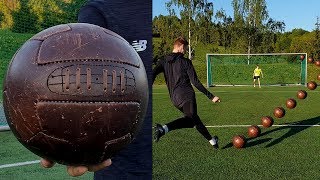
[206,53,307,87]
[0,103,8,131]
[0,0,87,131]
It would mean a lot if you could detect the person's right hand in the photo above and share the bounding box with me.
[40,158,112,177]
[212,96,221,103]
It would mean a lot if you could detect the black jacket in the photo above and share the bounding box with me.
[78,0,152,176]
[153,53,214,107]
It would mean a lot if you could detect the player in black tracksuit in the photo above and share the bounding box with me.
[153,37,220,148]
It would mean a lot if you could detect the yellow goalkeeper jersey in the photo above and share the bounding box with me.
[254,68,262,76]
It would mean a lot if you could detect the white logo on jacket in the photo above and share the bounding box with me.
[132,40,147,52]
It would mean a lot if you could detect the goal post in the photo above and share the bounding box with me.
[0,103,9,131]
[206,53,307,87]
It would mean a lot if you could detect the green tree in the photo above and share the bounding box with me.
[215,9,233,52]
[289,29,314,56]
[153,15,182,61]
[29,0,86,30]
[0,0,18,29]
[274,32,292,52]
[11,0,39,33]
[260,18,285,52]
[166,0,214,59]
[0,11,4,24]
[314,17,320,59]
[232,0,269,54]
[3,0,86,33]
[194,1,213,44]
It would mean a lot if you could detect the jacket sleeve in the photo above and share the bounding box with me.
[152,60,164,84]
[78,4,108,29]
[186,59,214,100]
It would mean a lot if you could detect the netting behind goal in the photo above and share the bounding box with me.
[206,53,307,87]
[0,0,87,131]
[0,103,8,130]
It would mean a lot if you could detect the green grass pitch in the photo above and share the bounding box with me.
[0,131,94,179]
[153,85,320,179]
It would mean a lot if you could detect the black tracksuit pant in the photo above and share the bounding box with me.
[166,99,212,141]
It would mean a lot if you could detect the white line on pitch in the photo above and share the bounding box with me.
[206,124,320,128]
[0,160,40,169]
[153,91,319,95]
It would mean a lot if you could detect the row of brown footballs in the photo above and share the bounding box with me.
[232,56,320,148]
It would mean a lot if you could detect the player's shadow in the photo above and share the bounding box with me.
[222,116,320,149]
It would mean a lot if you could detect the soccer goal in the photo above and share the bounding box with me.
[206,53,307,87]
[0,103,9,131]
[0,0,87,131]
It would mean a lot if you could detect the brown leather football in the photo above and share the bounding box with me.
[3,23,148,165]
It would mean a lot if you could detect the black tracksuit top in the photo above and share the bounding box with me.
[153,53,214,107]
[78,0,152,175]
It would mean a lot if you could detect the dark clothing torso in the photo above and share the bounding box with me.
[78,0,152,179]
[153,53,214,107]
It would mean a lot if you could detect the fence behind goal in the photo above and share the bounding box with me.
[0,0,87,131]
[0,103,8,130]
[206,53,307,87]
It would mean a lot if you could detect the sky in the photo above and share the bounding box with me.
[152,0,320,32]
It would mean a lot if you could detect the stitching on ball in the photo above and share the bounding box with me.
[36,100,141,104]
[37,59,140,68]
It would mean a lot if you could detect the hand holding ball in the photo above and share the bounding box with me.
[3,23,148,165]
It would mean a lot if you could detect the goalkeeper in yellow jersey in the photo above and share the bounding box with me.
[253,65,263,88]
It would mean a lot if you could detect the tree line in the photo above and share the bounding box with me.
[153,0,320,63]
[0,0,86,33]
[1,0,319,62]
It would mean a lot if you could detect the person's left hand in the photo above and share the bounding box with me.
[40,158,112,177]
